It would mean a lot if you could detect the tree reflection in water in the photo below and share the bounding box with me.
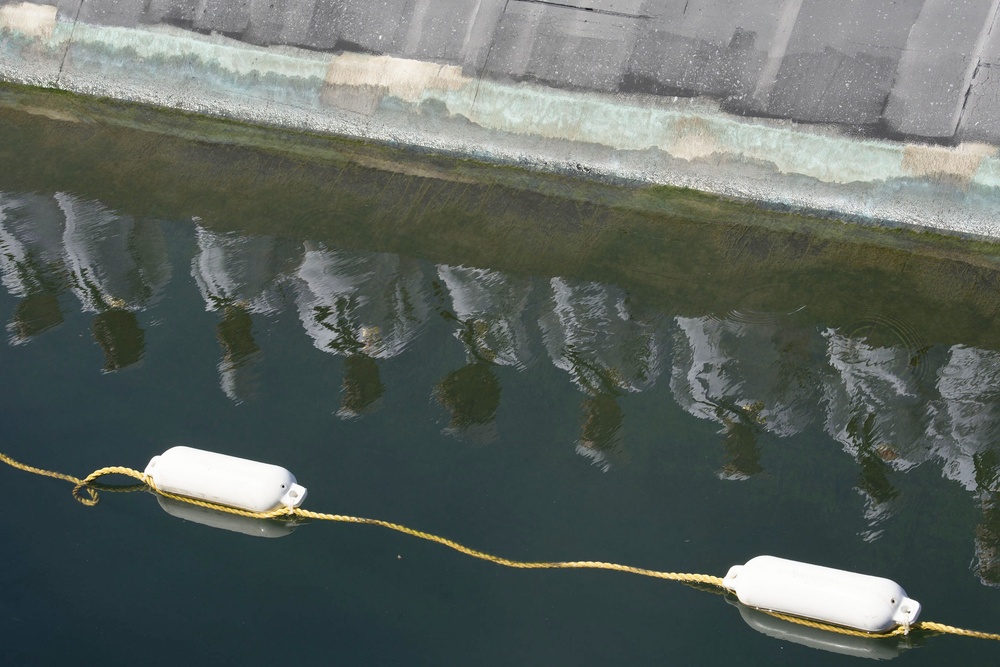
[540,277,665,470]
[5,188,1000,573]
[433,265,532,442]
[0,194,68,343]
[296,243,428,418]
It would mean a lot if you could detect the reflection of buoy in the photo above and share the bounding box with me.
[144,446,307,512]
[728,599,913,660]
[723,556,921,633]
[156,495,298,538]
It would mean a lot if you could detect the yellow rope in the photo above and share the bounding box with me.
[3,451,999,643]
[759,609,911,639]
[0,450,100,505]
[296,507,726,586]
[916,621,1000,641]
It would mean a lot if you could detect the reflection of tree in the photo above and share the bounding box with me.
[193,227,300,402]
[670,315,819,481]
[924,345,1000,584]
[217,306,260,367]
[823,329,932,541]
[716,400,765,481]
[341,354,385,418]
[92,309,145,371]
[977,498,1000,587]
[0,194,68,343]
[928,345,1000,490]
[562,348,627,470]
[433,265,532,441]
[847,412,900,508]
[435,363,501,440]
[296,244,427,418]
[974,451,1000,587]
[11,293,62,341]
[437,265,532,369]
[59,194,170,372]
[307,298,389,419]
[974,450,1000,493]
[577,393,623,472]
[539,277,664,470]
[215,305,262,401]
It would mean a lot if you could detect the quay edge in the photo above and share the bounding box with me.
[2,0,1000,239]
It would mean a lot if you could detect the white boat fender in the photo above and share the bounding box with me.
[722,555,921,633]
[144,446,307,513]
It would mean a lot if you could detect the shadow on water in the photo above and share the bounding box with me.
[2,83,1000,664]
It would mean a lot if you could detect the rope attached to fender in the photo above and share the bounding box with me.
[3,450,999,643]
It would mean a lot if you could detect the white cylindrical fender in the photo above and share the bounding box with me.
[722,555,921,633]
[145,446,307,512]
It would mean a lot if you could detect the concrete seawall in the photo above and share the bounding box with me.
[2,0,1000,238]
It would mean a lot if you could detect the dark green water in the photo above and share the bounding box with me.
[1,89,999,664]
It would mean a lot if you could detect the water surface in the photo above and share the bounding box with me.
[1,91,999,665]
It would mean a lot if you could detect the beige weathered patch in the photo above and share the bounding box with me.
[0,2,57,40]
[323,53,467,105]
[670,116,722,161]
[901,141,998,187]
[348,153,477,184]
[19,105,81,123]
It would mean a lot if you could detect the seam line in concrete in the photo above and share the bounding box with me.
[954,0,1000,136]
[512,0,651,20]
[473,0,510,114]
[56,0,86,87]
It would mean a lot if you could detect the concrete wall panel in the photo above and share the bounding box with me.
[487,0,644,91]
[192,0,252,36]
[302,1,344,50]
[764,0,922,124]
[624,1,790,106]
[242,0,301,46]
[886,0,1000,138]
[396,0,490,63]
[957,10,1000,142]
[77,0,144,27]
[458,0,507,72]
[54,0,79,21]
[335,0,411,54]
[145,0,200,26]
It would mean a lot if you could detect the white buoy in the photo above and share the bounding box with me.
[722,555,921,633]
[144,446,307,513]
